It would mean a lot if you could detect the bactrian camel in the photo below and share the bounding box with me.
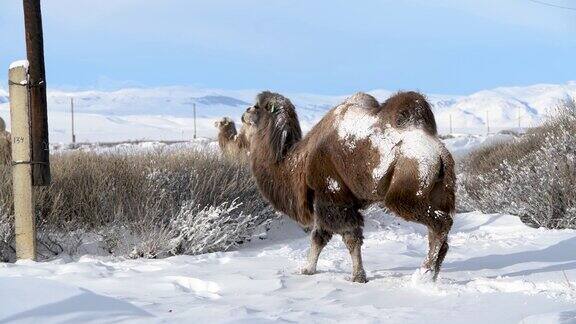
[243,91,455,283]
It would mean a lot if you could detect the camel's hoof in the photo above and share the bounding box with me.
[411,267,435,284]
[300,268,316,275]
[351,271,368,283]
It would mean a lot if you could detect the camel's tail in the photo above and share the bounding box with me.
[431,144,456,215]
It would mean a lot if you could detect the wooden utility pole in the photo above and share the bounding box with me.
[71,98,76,144]
[486,110,490,135]
[193,103,197,139]
[9,62,37,260]
[23,0,51,186]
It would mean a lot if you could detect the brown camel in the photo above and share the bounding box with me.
[244,91,455,283]
[214,117,253,159]
[214,117,242,158]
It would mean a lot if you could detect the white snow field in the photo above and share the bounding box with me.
[1,211,576,323]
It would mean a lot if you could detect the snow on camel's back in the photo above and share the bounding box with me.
[243,91,455,282]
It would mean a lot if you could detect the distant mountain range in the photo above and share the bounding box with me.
[0,82,574,143]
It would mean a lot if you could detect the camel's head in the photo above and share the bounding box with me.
[214,117,235,131]
[246,91,302,163]
[214,117,237,137]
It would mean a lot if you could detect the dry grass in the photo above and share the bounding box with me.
[0,148,273,261]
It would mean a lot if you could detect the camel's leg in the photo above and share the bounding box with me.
[383,156,454,281]
[301,228,332,275]
[313,199,366,282]
[422,210,453,281]
[342,228,367,283]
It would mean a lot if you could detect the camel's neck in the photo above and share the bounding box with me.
[218,129,236,146]
[250,137,309,225]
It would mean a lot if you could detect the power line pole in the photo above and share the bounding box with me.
[449,114,453,134]
[71,97,76,144]
[486,110,490,135]
[23,0,51,186]
[193,103,197,139]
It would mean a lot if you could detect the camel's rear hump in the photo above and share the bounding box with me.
[380,91,437,135]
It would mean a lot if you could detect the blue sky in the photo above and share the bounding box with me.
[1,0,575,95]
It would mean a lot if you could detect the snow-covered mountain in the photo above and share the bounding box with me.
[433,82,576,134]
[0,82,574,143]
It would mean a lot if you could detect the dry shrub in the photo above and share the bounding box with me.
[0,148,274,261]
[458,98,576,228]
[0,170,13,261]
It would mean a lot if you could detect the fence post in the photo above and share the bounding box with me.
[9,61,37,260]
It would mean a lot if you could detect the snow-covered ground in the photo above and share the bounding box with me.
[52,137,220,155]
[1,82,575,142]
[1,211,576,323]
[442,133,517,158]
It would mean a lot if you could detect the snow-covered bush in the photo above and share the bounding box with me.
[0,213,13,262]
[171,199,274,255]
[458,99,576,228]
[0,148,274,261]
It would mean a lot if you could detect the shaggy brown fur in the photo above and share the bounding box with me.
[245,91,455,283]
[214,117,243,159]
